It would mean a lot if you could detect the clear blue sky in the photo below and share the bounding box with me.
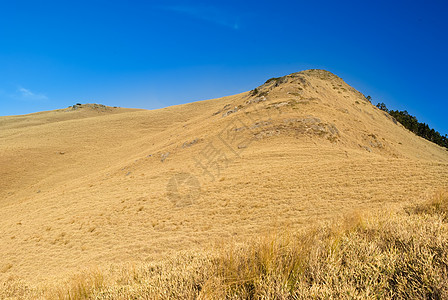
[1,0,447,134]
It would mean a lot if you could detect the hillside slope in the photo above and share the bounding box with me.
[0,70,447,284]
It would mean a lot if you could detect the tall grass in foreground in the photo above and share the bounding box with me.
[2,190,448,299]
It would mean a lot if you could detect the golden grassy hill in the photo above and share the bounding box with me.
[0,70,447,293]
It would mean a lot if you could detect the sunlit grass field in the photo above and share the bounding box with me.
[1,70,447,299]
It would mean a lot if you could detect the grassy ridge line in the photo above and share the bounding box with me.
[375,101,448,149]
[2,190,448,299]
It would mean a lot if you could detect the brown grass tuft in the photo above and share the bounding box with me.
[412,189,448,220]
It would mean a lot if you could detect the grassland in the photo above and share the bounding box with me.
[0,70,447,298]
[2,190,447,299]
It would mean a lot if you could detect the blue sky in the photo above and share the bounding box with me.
[1,0,447,134]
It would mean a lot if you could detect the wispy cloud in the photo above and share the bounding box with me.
[160,5,240,30]
[17,86,48,100]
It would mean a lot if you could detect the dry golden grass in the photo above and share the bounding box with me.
[0,70,447,296]
[2,190,447,299]
[413,189,448,220]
